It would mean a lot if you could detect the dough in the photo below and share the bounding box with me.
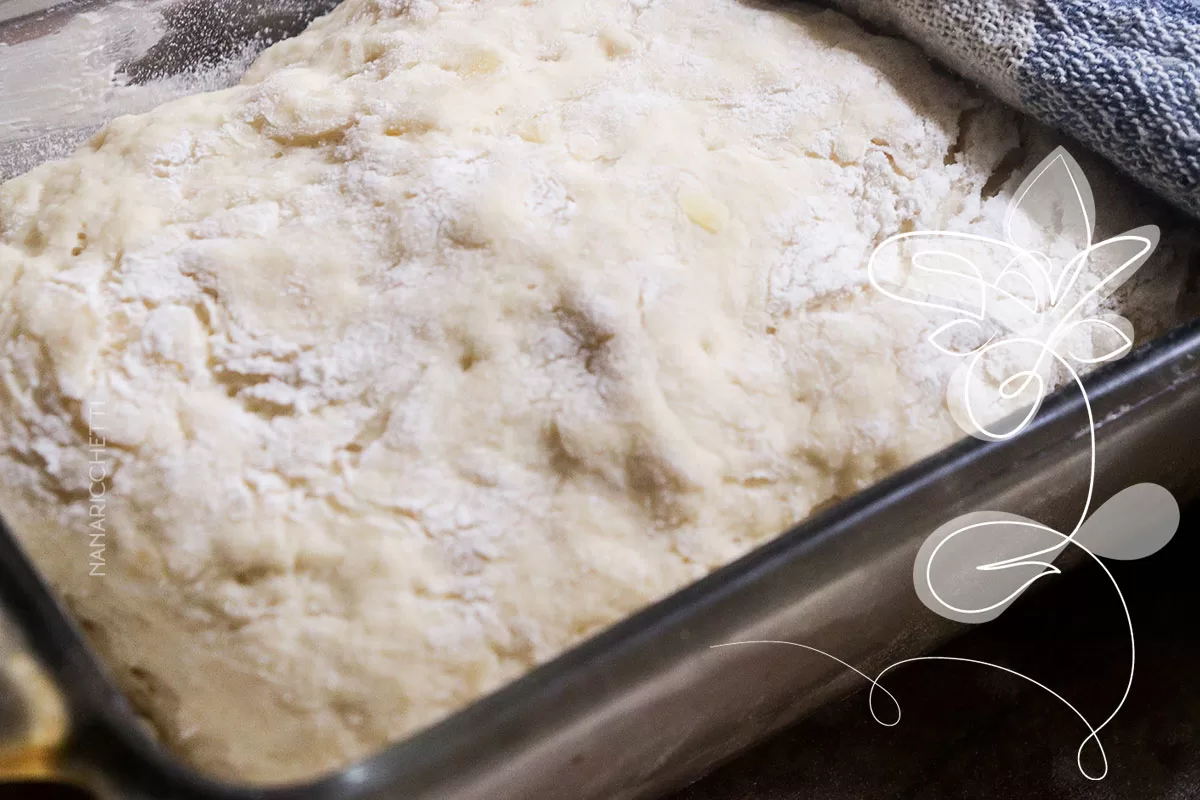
[0,0,1188,784]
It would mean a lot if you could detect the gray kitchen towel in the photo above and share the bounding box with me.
[828,0,1200,219]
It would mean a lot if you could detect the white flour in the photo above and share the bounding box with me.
[0,0,276,179]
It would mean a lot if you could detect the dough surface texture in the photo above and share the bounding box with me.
[0,0,1186,784]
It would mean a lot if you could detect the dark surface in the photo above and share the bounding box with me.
[4,510,1197,799]
[121,0,341,83]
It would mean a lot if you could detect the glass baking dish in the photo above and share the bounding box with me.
[2,0,1200,797]
[1,316,1196,800]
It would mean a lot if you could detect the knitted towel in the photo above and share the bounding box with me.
[828,0,1200,219]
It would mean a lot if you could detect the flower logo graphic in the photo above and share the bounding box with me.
[714,148,1180,782]
[868,146,1159,443]
[884,147,1180,780]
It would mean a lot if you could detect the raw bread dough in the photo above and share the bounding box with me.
[0,0,1189,784]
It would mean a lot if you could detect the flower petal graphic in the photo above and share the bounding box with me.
[867,232,1030,326]
[1054,226,1161,325]
[1056,315,1135,365]
[912,511,1063,624]
[1074,484,1179,561]
[1004,147,1096,305]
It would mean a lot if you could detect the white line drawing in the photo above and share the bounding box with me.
[715,147,1180,781]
